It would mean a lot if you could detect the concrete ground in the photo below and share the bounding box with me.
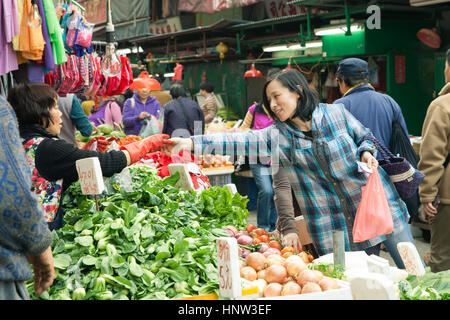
[247,210,430,267]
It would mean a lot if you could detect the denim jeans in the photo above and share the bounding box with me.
[365,222,422,269]
[250,163,278,232]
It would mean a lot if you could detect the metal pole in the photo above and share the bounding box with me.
[332,230,345,269]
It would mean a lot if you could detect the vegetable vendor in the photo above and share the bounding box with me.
[166,69,416,262]
[7,82,173,231]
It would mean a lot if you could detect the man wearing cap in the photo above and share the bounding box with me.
[334,58,418,267]
[334,57,409,151]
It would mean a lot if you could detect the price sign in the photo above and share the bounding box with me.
[75,157,105,195]
[397,242,425,276]
[216,237,241,299]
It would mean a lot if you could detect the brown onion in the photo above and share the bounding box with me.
[296,269,322,286]
[263,283,283,297]
[257,269,267,280]
[281,281,302,296]
[265,264,288,284]
[301,282,322,294]
[245,252,266,271]
[265,254,286,267]
[240,266,257,281]
[319,277,339,291]
[286,260,308,279]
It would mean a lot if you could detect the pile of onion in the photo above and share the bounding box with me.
[239,254,340,297]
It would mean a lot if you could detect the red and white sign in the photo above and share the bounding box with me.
[178,0,263,14]
[217,237,241,298]
[395,55,406,84]
[149,16,182,35]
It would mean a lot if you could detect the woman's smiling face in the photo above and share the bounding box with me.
[265,79,300,122]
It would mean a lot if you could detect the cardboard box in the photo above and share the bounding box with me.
[295,216,313,245]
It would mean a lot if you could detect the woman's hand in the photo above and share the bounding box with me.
[139,111,149,120]
[282,232,302,253]
[360,150,378,169]
[163,137,194,154]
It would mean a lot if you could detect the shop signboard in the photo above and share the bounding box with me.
[149,16,183,35]
[395,55,406,84]
[78,0,107,24]
[264,0,327,19]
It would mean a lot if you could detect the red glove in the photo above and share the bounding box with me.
[120,134,173,163]
[82,136,110,152]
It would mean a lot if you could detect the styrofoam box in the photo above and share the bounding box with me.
[257,280,353,300]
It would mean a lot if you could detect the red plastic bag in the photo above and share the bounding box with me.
[353,168,393,242]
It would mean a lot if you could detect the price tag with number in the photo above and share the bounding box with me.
[216,237,241,299]
[75,157,105,195]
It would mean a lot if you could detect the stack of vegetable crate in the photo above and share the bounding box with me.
[26,165,250,300]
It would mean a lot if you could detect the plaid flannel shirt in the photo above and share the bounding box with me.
[192,103,410,255]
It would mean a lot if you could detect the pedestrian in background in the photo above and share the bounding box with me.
[199,82,219,124]
[58,93,93,146]
[162,82,204,137]
[418,48,450,273]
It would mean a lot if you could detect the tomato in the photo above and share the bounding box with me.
[282,251,293,259]
[258,235,269,243]
[246,224,257,233]
[253,228,267,236]
[268,240,282,251]
[307,253,314,263]
[253,238,262,244]
[281,246,295,255]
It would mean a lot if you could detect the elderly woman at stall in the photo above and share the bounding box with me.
[7,82,172,231]
[122,72,163,136]
[165,69,417,263]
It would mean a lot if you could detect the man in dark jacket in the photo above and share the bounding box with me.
[334,57,410,151]
[162,83,205,137]
[333,58,417,267]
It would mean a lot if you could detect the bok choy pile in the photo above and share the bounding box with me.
[26,165,249,300]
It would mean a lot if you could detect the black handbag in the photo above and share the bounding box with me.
[364,135,425,201]
[389,105,422,217]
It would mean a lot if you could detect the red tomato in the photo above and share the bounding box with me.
[258,235,270,243]
[254,228,267,236]
[253,238,262,244]
[268,240,282,251]
[246,224,257,233]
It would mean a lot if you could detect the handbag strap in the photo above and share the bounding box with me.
[363,135,395,159]
[176,98,193,134]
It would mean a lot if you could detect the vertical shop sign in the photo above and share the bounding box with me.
[217,237,241,298]
[395,55,406,84]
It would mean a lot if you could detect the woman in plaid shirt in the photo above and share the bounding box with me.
[168,69,414,263]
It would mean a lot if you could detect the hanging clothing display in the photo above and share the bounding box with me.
[0,0,20,76]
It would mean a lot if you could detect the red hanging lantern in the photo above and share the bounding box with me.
[283,58,293,71]
[244,63,262,78]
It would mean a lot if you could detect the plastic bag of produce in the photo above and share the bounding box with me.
[353,168,393,242]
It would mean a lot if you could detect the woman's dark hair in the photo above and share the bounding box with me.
[262,69,320,122]
[7,82,57,128]
[199,82,214,93]
[446,47,450,64]
[170,83,187,99]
